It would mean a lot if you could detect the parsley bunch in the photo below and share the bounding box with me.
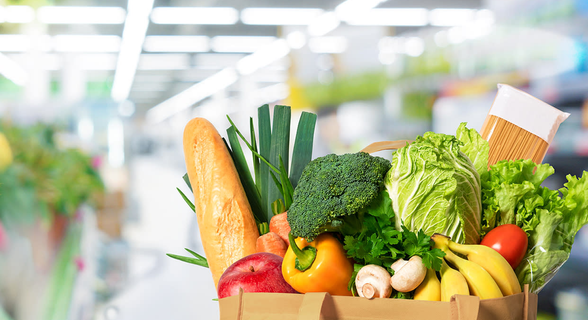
[344,224,445,274]
[342,194,445,275]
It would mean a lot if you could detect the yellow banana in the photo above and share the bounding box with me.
[0,132,13,172]
[439,259,469,302]
[414,267,441,301]
[432,234,503,300]
[447,238,522,296]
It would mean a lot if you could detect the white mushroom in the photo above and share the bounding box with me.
[355,265,393,299]
[390,256,427,292]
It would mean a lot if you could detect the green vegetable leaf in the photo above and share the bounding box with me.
[267,105,291,221]
[455,122,489,177]
[385,131,481,244]
[182,173,192,192]
[258,105,272,222]
[348,264,365,296]
[226,125,266,223]
[177,187,195,212]
[289,112,317,189]
[167,248,209,268]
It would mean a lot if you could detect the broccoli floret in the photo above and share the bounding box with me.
[287,152,391,241]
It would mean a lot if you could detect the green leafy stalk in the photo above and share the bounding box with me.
[258,105,272,221]
[177,188,195,212]
[167,248,209,268]
[183,173,192,192]
[289,112,317,188]
[250,117,261,194]
[267,105,291,221]
[226,125,266,223]
[258,222,269,235]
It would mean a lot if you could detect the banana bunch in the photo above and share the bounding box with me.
[0,132,13,172]
[432,233,522,300]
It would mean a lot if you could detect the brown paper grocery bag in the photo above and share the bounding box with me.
[219,285,537,320]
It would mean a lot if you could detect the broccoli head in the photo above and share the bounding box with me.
[287,152,391,241]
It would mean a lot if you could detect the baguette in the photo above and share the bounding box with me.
[183,118,259,288]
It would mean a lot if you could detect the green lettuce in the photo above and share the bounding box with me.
[385,128,482,244]
[455,122,489,177]
[481,158,588,293]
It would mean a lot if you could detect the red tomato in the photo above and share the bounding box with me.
[480,224,528,269]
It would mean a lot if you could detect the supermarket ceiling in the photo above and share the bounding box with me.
[0,0,485,121]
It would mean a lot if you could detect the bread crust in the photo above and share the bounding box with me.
[183,118,259,287]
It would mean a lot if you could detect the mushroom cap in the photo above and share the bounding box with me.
[390,256,427,292]
[355,264,392,299]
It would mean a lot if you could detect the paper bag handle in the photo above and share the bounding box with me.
[360,140,412,154]
[298,292,329,320]
[450,294,480,320]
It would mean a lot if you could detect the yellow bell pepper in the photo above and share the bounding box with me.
[282,233,353,296]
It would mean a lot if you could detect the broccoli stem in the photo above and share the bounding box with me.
[320,214,365,236]
[288,233,317,272]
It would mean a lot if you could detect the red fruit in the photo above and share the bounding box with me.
[217,252,298,299]
[481,224,528,269]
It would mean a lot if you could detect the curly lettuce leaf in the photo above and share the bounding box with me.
[484,161,588,293]
[480,159,559,236]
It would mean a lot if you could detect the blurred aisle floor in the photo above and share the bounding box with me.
[97,155,219,319]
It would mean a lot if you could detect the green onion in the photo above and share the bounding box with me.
[289,112,317,188]
[267,105,290,219]
[226,126,266,223]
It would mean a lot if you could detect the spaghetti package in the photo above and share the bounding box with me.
[480,84,570,166]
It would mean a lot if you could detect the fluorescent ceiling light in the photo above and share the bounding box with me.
[0,53,28,85]
[138,54,190,70]
[308,12,340,37]
[143,36,209,52]
[308,36,348,54]
[78,54,118,70]
[146,67,238,124]
[0,35,31,52]
[0,35,53,52]
[429,9,476,26]
[335,0,386,21]
[111,0,154,102]
[37,6,126,24]
[476,9,495,26]
[241,8,323,25]
[4,6,35,23]
[52,35,122,52]
[211,36,276,53]
[131,83,168,92]
[193,53,245,68]
[5,53,61,71]
[344,8,428,26]
[151,7,238,25]
[237,39,291,75]
[286,31,307,50]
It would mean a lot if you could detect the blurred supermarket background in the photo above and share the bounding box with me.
[0,0,588,319]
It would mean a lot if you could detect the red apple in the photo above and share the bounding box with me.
[217,252,298,298]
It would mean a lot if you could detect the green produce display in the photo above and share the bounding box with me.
[0,123,103,226]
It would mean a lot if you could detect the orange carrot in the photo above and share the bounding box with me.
[270,212,291,245]
[256,232,288,258]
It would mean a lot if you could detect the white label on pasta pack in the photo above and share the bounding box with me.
[489,84,570,144]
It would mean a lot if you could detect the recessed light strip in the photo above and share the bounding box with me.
[111,0,154,102]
